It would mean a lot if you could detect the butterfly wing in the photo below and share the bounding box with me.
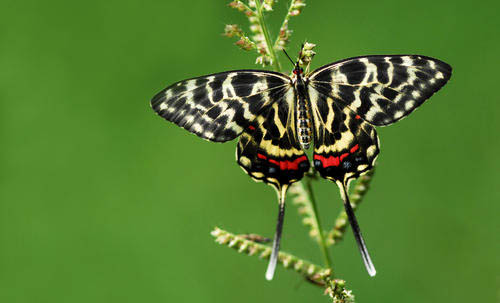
[237,86,310,189]
[307,54,452,276]
[309,86,379,276]
[309,88,379,183]
[152,70,304,280]
[151,70,290,142]
[308,55,452,126]
[237,86,310,280]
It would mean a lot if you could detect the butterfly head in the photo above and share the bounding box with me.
[292,65,304,75]
[283,48,305,78]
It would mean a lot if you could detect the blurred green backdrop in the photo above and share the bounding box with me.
[1,0,498,302]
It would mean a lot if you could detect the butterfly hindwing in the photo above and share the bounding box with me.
[309,87,379,183]
[237,87,310,189]
[236,86,310,280]
[151,70,290,142]
[308,55,452,126]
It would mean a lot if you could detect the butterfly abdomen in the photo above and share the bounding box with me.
[295,80,312,150]
[297,99,312,150]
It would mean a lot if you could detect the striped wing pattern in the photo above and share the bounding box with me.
[309,55,452,126]
[235,86,309,279]
[307,54,451,184]
[237,87,310,189]
[309,87,379,183]
[151,70,289,142]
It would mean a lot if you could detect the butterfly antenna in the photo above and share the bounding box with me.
[265,185,288,280]
[282,49,296,67]
[297,42,305,60]
[337,181,377,277]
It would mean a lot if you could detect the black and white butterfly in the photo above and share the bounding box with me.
[151,52,452,280]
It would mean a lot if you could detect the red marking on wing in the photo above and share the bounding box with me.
[315,143,360,168]
[340,153,349,162]
[269,159,280,166]
[314,154,340,167]
[355,115,361,120]
[283,155,308,170]
[248,125,256,131]
[259,155,308,171]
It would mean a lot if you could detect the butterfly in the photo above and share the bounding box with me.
[150,52,452,280]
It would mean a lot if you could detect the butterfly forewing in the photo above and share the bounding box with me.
[308,55,452,126]
[151,70,290,142]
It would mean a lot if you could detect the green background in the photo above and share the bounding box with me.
[1,0,498,302]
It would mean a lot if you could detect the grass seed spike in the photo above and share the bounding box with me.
[150,48,452,280]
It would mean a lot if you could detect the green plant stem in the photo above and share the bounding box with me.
[273,0,295,49]
[254,0,282,72]
[211,227,329,284]
[238,1,253,12]
[252,0,331,271]
[303,176,332,270]
[253,0,330,273]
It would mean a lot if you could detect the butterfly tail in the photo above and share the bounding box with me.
[337,181,377,277]
[265,185,288,280]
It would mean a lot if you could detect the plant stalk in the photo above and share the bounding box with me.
[273,0,296,50]
[304,176,333,270]
[252,0,330,270]
[254,0,282,72]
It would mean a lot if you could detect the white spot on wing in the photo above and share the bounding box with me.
[358,164,368,171]
[251,172,264,178]
[385,57,394,85]
[405,100,415,111]
[222,74,237,98]
[239,156,250,166]
[365,106,379,122]
[185,80,197,91]
[204,131,214,139]
[183,115,195,125]
[191,122,203,133]
[360,58,377,85]
[165,89,173,100]
[366,145,377,157]
[402,56,413,66]
[351,89,362,108]
[205,76,215,105]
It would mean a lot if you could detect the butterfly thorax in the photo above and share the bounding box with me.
[294,72,312,150]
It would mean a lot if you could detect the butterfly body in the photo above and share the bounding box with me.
[293,67,313,150]
[151,53,452,279]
